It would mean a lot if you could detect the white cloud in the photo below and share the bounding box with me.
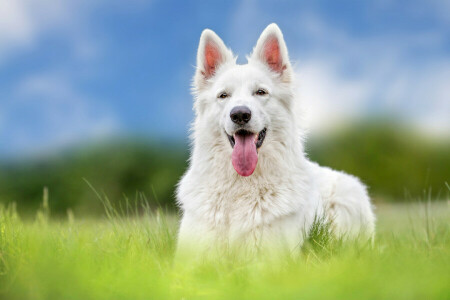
[295,60,372,133]
[294,11,449,134]
[0,0,102,63]
[0,0,34,46]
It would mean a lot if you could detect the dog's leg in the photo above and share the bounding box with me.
[309,162,376,240]
[176,212,223,262]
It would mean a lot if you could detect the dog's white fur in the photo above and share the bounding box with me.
[176,24,375,257]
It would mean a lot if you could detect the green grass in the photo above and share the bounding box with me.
[0,197,448,299]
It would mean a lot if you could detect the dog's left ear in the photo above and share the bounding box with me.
[250,23,292,82]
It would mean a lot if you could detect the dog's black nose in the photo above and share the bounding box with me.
[230,106,252,125]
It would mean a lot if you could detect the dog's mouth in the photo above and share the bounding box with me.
[227,128,267,177]
[227,128,267,149]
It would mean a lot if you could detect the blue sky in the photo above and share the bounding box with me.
[0,0,449,157]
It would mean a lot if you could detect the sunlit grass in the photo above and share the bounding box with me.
[0,193,448,299]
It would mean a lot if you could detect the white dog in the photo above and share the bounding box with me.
[176,24,375,258]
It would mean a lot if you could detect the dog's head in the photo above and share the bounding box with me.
[192,24,296,177]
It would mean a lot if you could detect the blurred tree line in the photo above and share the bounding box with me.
[0,140,188,217]
[0,121,448,216]
[307,121,449,202]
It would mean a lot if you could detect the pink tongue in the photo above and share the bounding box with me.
[231,133,258,176]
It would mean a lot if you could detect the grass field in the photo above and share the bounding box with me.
[0,196,448,299]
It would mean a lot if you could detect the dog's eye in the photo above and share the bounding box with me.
[218,92,229,99]
[255,89,267,96]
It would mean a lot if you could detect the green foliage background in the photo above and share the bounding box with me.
[0,121,448,216]
[307,121,449,202]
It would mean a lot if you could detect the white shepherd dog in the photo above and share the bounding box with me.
[176,24,375,258]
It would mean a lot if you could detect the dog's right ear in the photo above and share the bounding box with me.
[250,24,292,83]
[194,29,233,89]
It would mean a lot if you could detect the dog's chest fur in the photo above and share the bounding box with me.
[177,147,317,249]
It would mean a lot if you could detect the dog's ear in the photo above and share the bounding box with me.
[194,29,233,88]
[250,23,292,82]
